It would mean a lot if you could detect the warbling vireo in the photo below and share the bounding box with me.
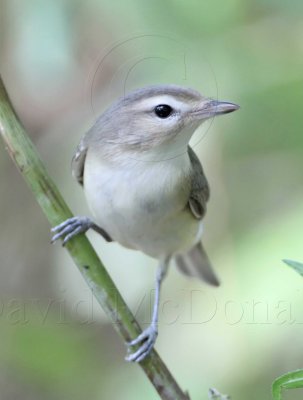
[51,85,239,362]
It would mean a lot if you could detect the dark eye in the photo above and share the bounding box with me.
[154,104,173,118]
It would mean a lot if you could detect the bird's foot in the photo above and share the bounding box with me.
[208,388,230,400]
[51,216,92,245]
[125,324,158,363]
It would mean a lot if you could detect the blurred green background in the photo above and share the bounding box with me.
[1,1,303,399]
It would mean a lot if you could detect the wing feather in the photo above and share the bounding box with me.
[71,137,88,186]
[187,146,210,219]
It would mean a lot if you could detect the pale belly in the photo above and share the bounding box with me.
[83,153,202,258]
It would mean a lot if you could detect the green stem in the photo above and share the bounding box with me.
[0,76,190,400]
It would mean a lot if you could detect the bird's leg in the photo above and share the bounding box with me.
[51,216,112,246]
[126,256,170,363]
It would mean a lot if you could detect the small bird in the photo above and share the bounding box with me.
[51,85,239,362]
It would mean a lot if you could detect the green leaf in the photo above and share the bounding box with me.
[283,259,303,276]
[272,370,303,400]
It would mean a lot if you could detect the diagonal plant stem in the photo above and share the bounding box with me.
[0,76,190,400]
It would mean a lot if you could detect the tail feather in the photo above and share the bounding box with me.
[175,242,220,287]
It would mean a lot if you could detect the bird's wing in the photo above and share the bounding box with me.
[71,137,88,186]
[174,146,220,287]
[187,145,210,219]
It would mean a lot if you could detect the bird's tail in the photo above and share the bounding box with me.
[174,242,220,287]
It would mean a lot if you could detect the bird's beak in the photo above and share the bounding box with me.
[191,99,240,120]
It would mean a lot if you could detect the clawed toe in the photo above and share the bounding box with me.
[125,326,158,363]
[51,217,92,245]
[208,388,230,400]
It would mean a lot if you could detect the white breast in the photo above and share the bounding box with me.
[83,149,202,258]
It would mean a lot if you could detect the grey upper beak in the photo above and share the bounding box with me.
[207,100,240,115]
[192,99,240,119]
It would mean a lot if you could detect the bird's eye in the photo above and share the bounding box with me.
[154,104,173,118]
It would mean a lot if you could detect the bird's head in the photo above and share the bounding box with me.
[92,85,239,160]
